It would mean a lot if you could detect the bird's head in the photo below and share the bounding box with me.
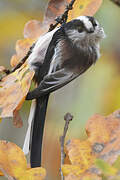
[64,16,106,46]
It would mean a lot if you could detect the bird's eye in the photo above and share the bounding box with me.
[93,22,97,27]
[78,27,83,33]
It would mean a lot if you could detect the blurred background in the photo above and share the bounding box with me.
[0,0,120,179]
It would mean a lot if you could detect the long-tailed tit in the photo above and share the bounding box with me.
[23,16,105,168]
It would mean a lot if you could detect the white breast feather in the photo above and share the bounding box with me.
[28,28,59,70]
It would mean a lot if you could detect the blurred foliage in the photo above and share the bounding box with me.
[0,0,120,180]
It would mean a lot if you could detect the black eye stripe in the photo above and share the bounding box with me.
[86,16,97,27]
[65,20,85,30]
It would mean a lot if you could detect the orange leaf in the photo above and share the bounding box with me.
[10,55,19,68]
[86,114,111,144]
[10,38,36,67]
[86,112,120,144]
[24,20,48,39]
[16,39,36,58]
[0,171,4,176]
[0,141,46,180]
[0,63,34,118]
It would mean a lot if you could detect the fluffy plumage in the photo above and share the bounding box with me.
[23,16,105,167]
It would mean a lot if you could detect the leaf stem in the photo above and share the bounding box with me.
[59,113,73,180]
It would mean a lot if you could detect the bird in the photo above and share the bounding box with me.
[23,16,105,168]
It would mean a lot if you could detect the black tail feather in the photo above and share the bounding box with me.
[30,94,49,167]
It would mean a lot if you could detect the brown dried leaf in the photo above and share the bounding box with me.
[10,38,36,67]
[24,20,48,39]
[44,0,71,24]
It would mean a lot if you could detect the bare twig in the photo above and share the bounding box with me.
[11,43,36,73]
[59,113,73,180]
[0,43,35,82]
[110,0,120,6]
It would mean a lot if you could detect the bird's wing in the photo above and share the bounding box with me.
[26,67,86,100]
[26,36,93,100]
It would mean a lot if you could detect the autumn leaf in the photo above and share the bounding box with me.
[0,63,34,120]
[66,139,95,169]
[10,38,36,67]
[24,20,48,39]
[62,109,120,180]
[44,0,102,23]
[0,141,46,180]
[68,0,103,21]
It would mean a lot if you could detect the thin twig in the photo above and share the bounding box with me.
[110,0,120,6]
[0,43,35,82]
[59,113,73,180]
[48,0,76,31]
[11,43,36,73]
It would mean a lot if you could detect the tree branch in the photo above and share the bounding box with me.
[110,0,120,6]
[59,113,73,180]
[48,0,76,31]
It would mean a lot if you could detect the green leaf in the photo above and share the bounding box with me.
[113,156,120,171]
[95,159,118,176]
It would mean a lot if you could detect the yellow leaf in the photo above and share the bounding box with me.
[19,167,46,180]
[62,164,84,177]
[0,141,27,178]
[68,0,103,21]
[66,139,95,171]
[0,141,46,180]
[0,63,35,118]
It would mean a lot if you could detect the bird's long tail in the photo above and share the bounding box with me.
[23,100,36,155]
[30,94,49,167]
